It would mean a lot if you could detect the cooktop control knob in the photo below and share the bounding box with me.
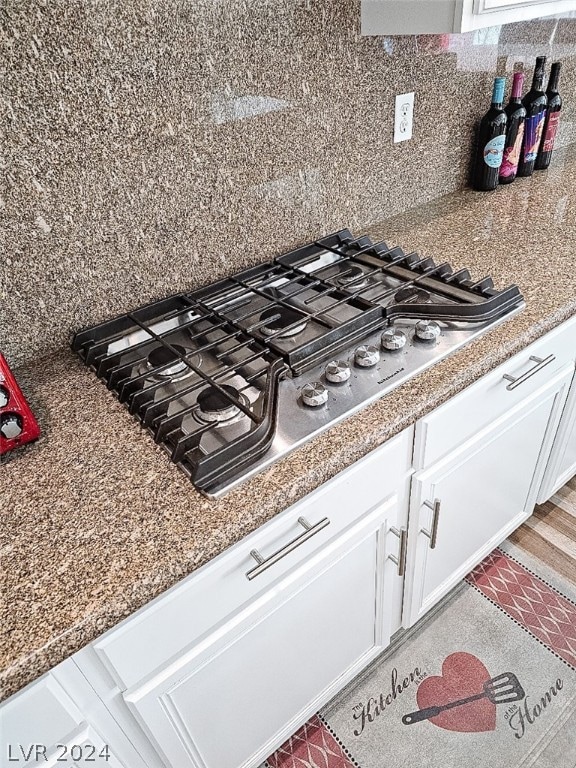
[325,360,351,383]
[415,320,441,342]
[301,381,328,407]
[0,385,9,408]
[1,412,23,440]
[355,345,380,368]
[381,328,407,351]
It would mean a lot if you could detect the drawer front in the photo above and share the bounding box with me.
[95,428,413,690]
[414,316,576,469]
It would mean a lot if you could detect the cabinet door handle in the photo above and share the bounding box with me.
[502,354,556,391]
[246,516,330,580]
[421,499,441,549]
[388,526,407,576]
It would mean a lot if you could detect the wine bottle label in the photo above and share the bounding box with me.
[483,135,506,168]
[523,111,546,162]
[500,123,525,178]
[542,112,561,153]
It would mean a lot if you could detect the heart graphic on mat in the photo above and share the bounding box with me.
[415,652,496,732]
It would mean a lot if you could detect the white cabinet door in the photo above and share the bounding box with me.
[122,499,398,768]
[361,0,576,34]
[403,365,573,627]
[539,369,576,501]
[0,672,132,768]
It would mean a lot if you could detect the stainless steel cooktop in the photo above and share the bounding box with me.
[72,229,524,497]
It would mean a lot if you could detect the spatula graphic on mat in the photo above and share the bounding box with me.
[402,672,525,725]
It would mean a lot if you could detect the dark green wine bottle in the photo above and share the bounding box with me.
[472,77,507,192]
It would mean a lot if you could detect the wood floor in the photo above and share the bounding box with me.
[510,476,576,584]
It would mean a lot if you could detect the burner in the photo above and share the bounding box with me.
[146,344,196,380]
[394,286,431,304]
[196,384,248,424]
[260,306,308,338]
[335,265,369,289]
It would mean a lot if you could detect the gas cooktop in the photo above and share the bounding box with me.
[72,229,524,497]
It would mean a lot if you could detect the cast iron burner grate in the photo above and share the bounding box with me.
[73,293,285,493]
[277,229,523,323]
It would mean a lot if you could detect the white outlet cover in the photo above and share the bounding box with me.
[394,92,415,143]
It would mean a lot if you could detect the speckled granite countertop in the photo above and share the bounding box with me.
[2,153,576,702]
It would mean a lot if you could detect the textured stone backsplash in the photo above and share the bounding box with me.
[2,1,575,366]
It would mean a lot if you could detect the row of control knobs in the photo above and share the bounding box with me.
[301,321,441,407]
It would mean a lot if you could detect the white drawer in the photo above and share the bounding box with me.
[94,428,413,690]
[414,316,576,469]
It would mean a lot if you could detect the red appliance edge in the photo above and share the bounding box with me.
[0,353,41,455]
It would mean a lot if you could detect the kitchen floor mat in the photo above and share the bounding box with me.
[264,545,576,768]
[499,538,576,605]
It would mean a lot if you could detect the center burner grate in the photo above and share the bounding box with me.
[191,261,384,375]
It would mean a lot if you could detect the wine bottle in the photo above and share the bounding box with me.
[535,62,562,170]
[472,77,507,192]
[517,56,547,177]
[499,73,526,184]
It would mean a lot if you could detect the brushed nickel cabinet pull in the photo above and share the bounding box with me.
[421,499,441,549]
[246,516,330,580]
[503,354,556,391]
[388,526,407,576]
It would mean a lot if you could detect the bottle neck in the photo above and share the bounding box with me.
[548,63,561,93]
[532,57,546,91]
[510,73,524,101]
[532,70,544,91]
[491,77,506,109]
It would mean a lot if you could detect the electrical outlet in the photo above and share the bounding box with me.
[394,92,415,143]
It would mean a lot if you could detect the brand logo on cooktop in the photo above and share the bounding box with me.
[378,367,405,385]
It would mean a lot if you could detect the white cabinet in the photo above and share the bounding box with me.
[539,368,576,501]
[0,663,149,768]
[361,0,576,35]
[74,429,413,768]
[403,364,573,626]
[124,503,396,768]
